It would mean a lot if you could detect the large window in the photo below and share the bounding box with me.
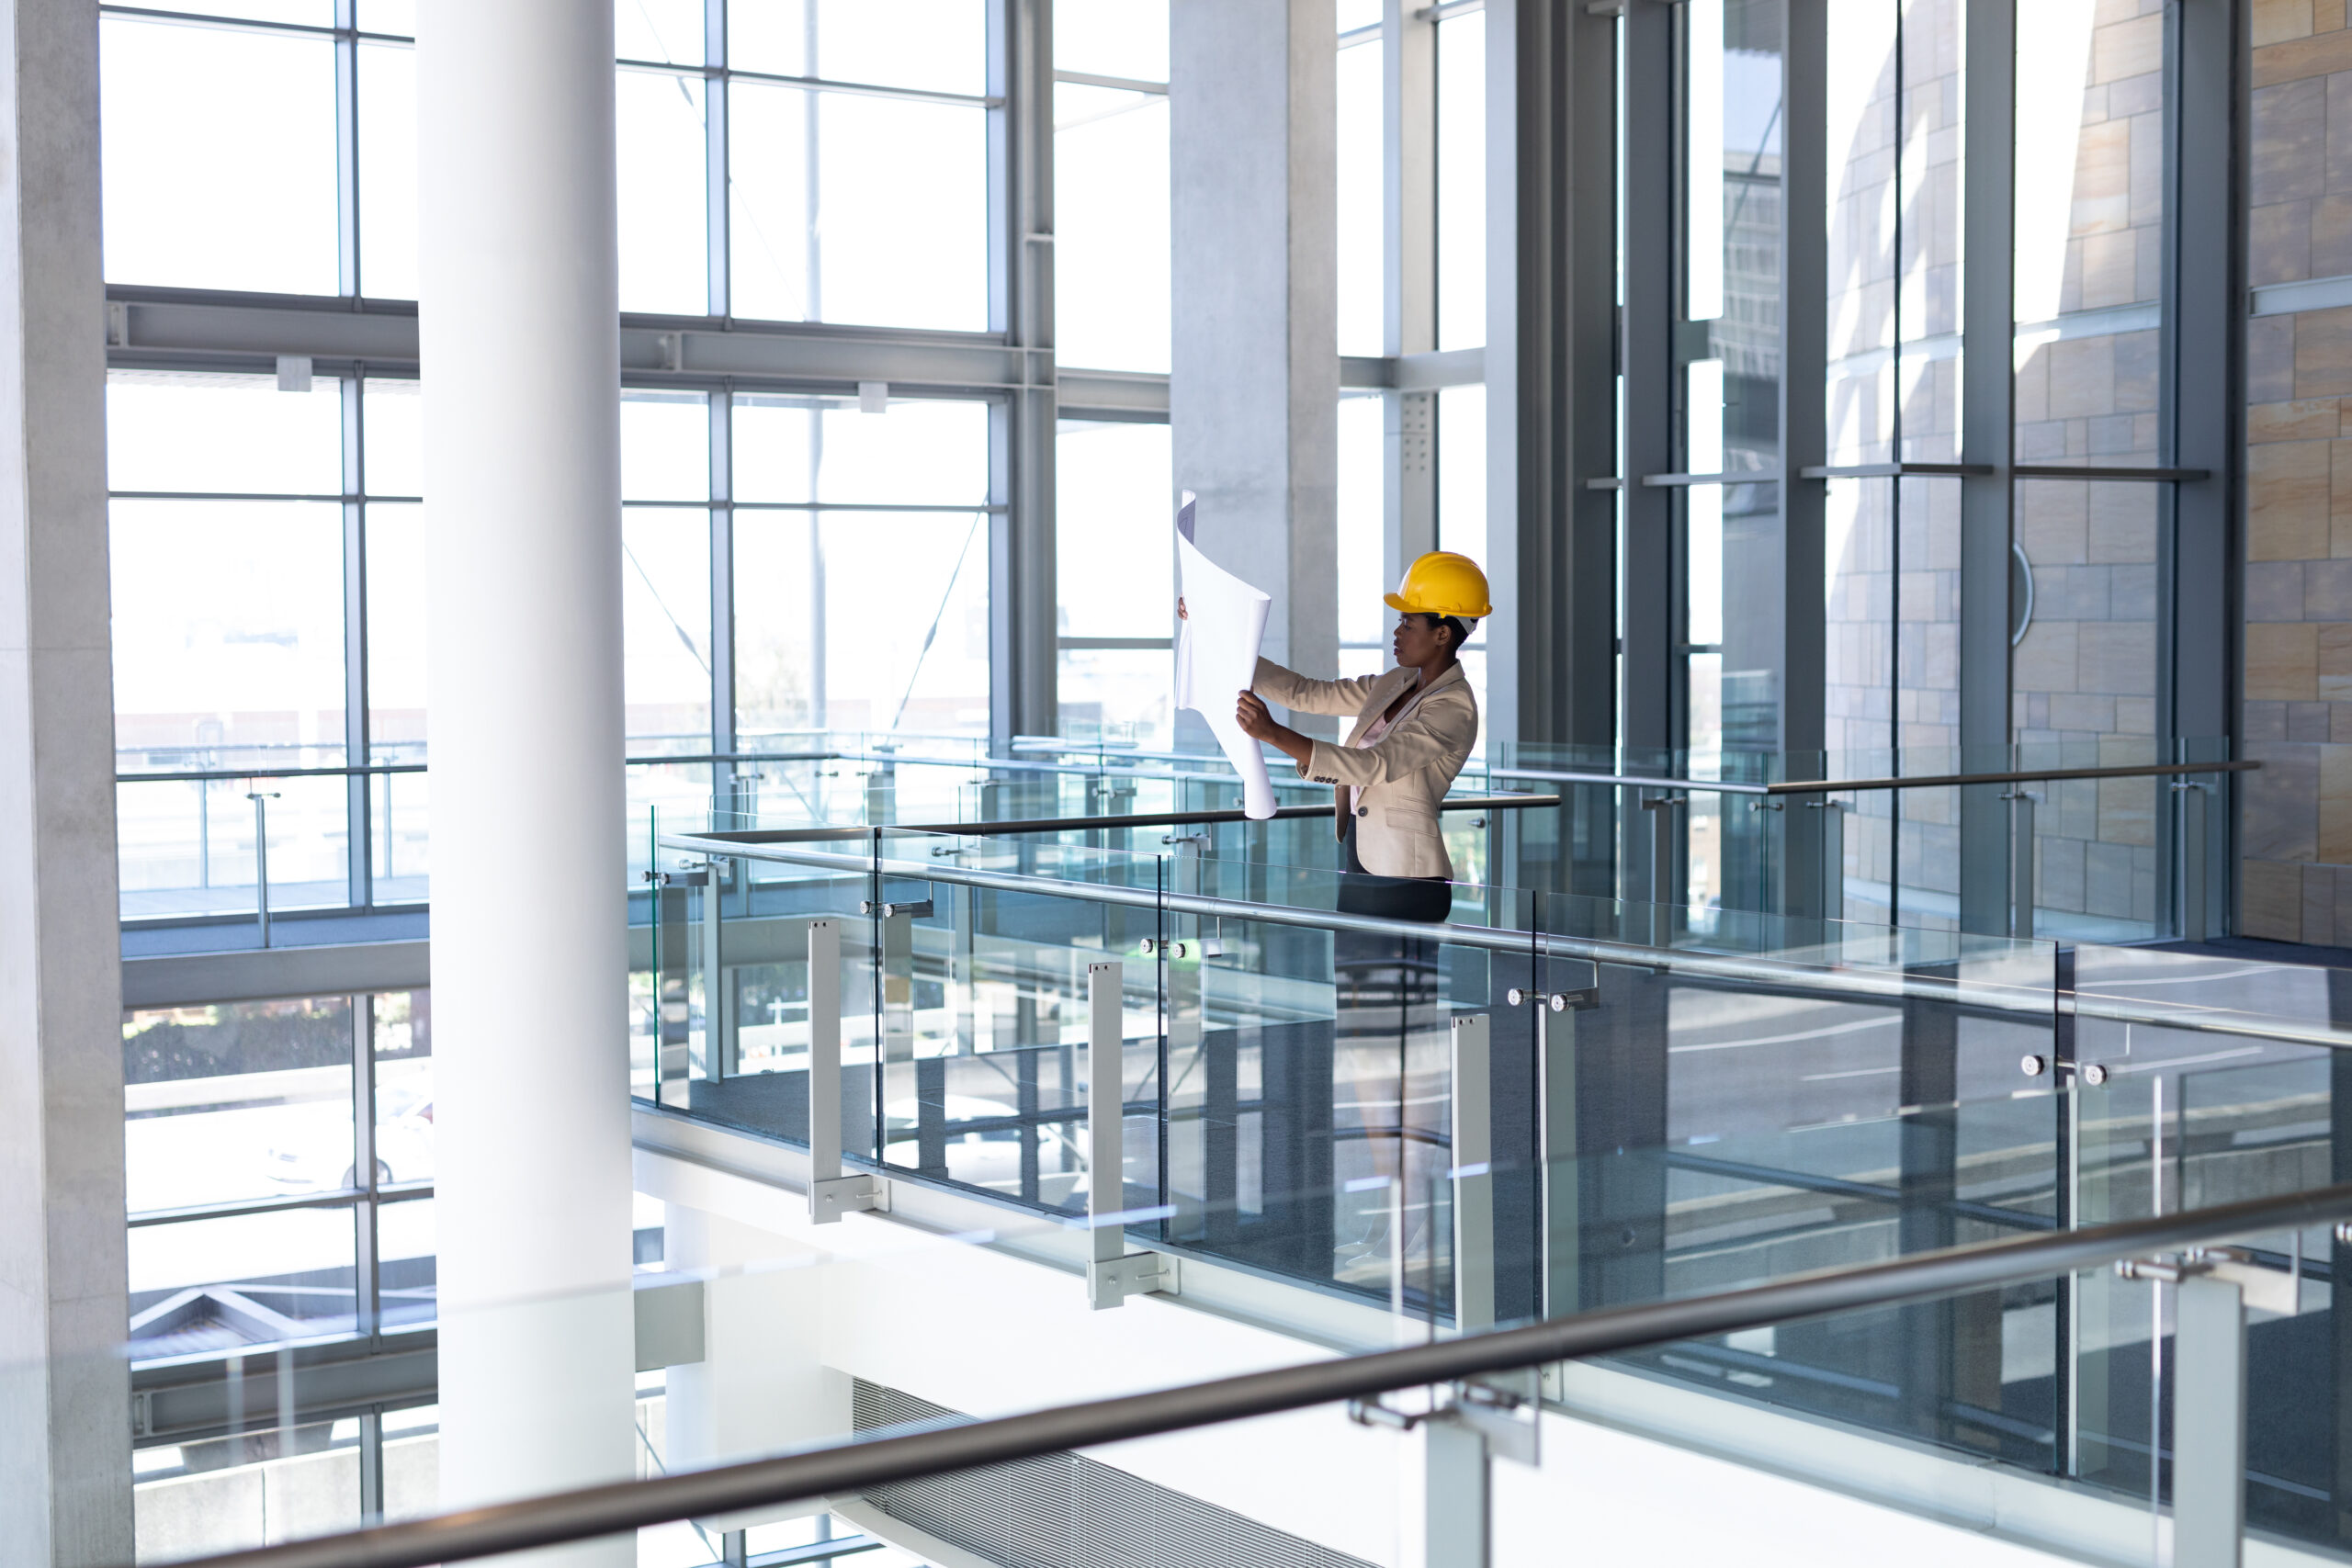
[734,394,994,739]
[124,991,431,1359]
[1054,1,1170,371]
[1056,418,1173,741]
[98,3,993,329]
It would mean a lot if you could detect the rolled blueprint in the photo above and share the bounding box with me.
[1170,492,1278,818]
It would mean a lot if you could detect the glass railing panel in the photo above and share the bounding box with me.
[2176,1054,2338,1540]
[2073,941,2352,1042]
[871,829,1166,1214]
[632,820,881,1160]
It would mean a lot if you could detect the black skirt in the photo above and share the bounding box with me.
[1337,818,1454,924]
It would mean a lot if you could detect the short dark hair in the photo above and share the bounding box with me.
[1438,615,1474,649]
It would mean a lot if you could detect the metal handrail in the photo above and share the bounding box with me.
[659,830,2352,1048]
[684,793,1556,845]
[1484,758,2258,797]
[658,830,2056,1019]
[144,1181,2352,1568]
[114,746,2255,797]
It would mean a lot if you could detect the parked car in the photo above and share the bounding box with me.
[264,1083,434,1191]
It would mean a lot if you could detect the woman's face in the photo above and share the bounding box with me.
[1393,613,1449,666]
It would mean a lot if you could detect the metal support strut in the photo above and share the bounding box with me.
[807,918,885,1224]
[1086,959,1174,1308]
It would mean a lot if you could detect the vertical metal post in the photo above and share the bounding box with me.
[1778,0,1827,771]
[2007,790,2037,940]
[352,994,379,1339]
[356,1409,384,1521]
[249,791,278,947]
[707,858,731,1078]
[1620,2,1676,766]
[2173,1274,2246,1568]
[1957,0,2018,937]
[1642,795,1680,946]
[1088,958,1125,1270]
[1537,1002,1576,1321]
[708,389,737,818]
[704,0,729,318]
[1383,0,1436,595]
[808,917,841,1190]
[1450,1013,1493,1334]
[2161,0,2239,926]
[1818,798,1845,926]
[333,0,358,295]
[807,918,880,1223]
[988,0,1057,741]
[1424,1415,1490,1568]
[342,374,372,911]
[1087,959,1170,1308]
[2177,782,2210,943]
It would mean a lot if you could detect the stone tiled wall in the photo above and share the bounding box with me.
[2245,3,2352,939]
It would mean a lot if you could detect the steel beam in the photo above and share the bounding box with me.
[1383,0,1437,600]
[989,0,1058,741]
[1776,0,1830,917]
[2165,0,2242,936]
[1956,0,2017,936]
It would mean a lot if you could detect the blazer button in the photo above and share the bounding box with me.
[1356,806,1369,817]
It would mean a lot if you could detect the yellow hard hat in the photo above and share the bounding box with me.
[1384,551,1492,620]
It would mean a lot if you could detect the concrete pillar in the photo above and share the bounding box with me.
[1171,0,1340,735]
[0,2,133,1562]
[418,0,635,1550]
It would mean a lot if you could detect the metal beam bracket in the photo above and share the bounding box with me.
[1451,1371,1541,1466]
[2118,1247,2297,1315]
[1506,987,1600,1011]
[810,1173,888,1224]
[1087,1250,1177,1310]
[1345,1377,1538,1467]
[861,898,934,919]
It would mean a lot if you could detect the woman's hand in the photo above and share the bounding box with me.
[1177,596,1187,621]
[1237,691,1314,769]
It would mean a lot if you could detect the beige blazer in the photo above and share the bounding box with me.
[1250,658,1478,879]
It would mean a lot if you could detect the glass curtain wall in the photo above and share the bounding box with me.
[2009,1,2169,941]
[123,990,434,1356]
[99,2,1002,927]
[1051,2,1175,736]
[1822,0,1964,928]
[1680,0,1785,914]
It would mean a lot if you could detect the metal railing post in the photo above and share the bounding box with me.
[1450,1014,1493,1334]
[247,789,279,947]
[2172,1272,2246,1568]
[806,918,882,1224]
[2004,789,2038,940]
[1086,959,1173,1309]
[1641,794,1681,946]
[1423,1414,1490,1568]
[1818,797,1844,925]
[2175,780,2210,943]
[707,858,732,1079]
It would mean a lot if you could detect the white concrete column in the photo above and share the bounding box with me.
[0,2,132,1563]
[1171,0,1340,734]
[418,0,635,1548]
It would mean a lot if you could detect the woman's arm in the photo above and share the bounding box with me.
[1294,692,1476,789]
[1235,691,1314,771]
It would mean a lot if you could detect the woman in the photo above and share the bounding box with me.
[1186,550,1491,922]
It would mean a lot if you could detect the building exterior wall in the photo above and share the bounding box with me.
[2243,3,2352,940]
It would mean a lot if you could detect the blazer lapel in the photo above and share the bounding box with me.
[1344,667,1420,746]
